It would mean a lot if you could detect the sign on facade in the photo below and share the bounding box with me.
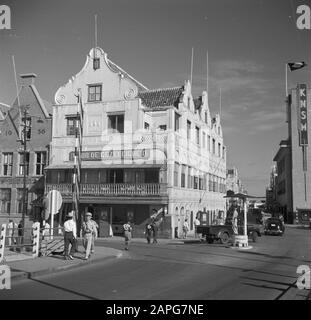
[69,149,150,161]
[298,83,308,146]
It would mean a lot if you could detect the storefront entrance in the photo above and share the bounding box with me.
[82,204,151,237]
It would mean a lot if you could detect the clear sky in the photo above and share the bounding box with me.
[1,0,311,195]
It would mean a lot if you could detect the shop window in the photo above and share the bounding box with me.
[108,114,124,133]
[0,188,11,214]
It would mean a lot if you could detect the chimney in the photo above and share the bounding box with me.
[20,73,37,86]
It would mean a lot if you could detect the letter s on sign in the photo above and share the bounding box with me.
[0,265,11,289]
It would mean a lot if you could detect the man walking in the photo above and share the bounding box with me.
[63,211,76,260]
[151,216,163,244]
[90,218,98,254]
[7,219,18,250]
[182,219,189,239]
[194,215,200,238]
[123,220,132,250]
[145,223,153,244]
[81,212,96,260]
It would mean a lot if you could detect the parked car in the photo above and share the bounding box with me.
[264,218,285,236]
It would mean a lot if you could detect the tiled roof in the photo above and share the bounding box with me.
[138,86,184,109]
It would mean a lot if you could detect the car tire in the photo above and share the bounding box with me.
[220,232,230,244]
[251,231,258,242]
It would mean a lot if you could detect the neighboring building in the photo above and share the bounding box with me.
[266,164,277,211]
[272,84,311,224]
[45,47,226,238]
[226,167,248,210]
[226,168,246,194]
[0,74,52,226]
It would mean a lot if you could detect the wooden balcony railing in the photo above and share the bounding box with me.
[45,183,167,197]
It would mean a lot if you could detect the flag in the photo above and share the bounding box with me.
[288,62,307,71]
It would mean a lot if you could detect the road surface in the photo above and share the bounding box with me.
[1,227,311,300]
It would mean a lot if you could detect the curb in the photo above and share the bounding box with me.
[10,250,123,283]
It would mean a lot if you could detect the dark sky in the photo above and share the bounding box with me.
[1,0,311,195]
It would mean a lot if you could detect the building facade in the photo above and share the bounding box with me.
[0,74,52,226]
[45,47,226,238]
[272,84,311,224]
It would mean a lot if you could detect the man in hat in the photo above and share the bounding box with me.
[81,212,97,260]
[63,211,77,260]
[123,220,132,250]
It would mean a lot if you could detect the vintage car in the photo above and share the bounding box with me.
[264,218,285,236]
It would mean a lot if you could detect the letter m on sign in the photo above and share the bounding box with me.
[0,5,11,30]
[298,84,308,146]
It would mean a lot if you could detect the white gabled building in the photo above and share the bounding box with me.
[45,47,226,238]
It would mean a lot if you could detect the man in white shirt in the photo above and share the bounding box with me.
[63,211,77,260]
[194,216,200,238]
[182,219,189,239]
[7,219,18,249]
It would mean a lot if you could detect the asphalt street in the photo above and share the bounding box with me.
[1,227,311,300]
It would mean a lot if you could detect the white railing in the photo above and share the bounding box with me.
[46,183,167,197]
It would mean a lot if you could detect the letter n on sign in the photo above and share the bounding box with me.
[298,83,308,146]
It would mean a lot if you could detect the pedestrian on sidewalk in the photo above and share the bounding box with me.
[182,219,189,239]
[145,223,153,244]
[63,211,77,260]
[151,215,163,244]
[194,216,200,238]
[82,212,96,260]
[17,220,23,252]
[90,218,98,254]
[42,221,51,240]
[7,219,18,251]
[123,221,132,250]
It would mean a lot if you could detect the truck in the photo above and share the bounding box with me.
[196,211,264,244]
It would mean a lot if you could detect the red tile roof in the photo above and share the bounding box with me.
[138,86,184,108]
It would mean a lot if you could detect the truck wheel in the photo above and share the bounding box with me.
[220,232,230,244]
[251,231,258,242]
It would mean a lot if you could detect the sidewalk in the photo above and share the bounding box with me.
[4,246,123,283]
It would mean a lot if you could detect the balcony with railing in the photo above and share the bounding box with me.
[45,183,167,198]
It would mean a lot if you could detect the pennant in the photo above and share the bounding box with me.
[288,62,307,71]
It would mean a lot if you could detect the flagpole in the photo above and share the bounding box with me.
[285,63,288,97]
[219,87,222,117]
[190,47,194,88]
[206,50,209,105]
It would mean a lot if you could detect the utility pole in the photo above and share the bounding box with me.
[21,106,30,239]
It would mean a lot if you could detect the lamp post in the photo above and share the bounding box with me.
[20,106,30,239]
